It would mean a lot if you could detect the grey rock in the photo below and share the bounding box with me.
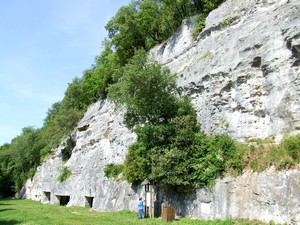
[25,0,300,224]
[150,0,300,142]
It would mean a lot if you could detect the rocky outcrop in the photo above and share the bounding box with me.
[25,0,300,224]
[157,168,300,224]
[150,0,300,142]
[25,101,140,211]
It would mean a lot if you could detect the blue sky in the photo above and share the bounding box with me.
[0,0,130,145]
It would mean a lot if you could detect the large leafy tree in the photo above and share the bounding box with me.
[108,49,178,128]
[109,50,200,187]
[0,144,14,197]
[9,127,47,191]
[108,49,239,189]
[106,2,145,65]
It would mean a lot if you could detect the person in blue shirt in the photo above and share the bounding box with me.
[137,197,144,219]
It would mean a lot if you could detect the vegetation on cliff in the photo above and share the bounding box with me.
[0,0,225,196]
[107,49,241,188]
[0,0,299,197]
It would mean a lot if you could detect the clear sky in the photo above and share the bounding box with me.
[0,0,131,145]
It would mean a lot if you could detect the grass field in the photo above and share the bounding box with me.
[0,199,271,225]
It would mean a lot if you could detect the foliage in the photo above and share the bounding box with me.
[8,127,47,191]
[219,18,235,27]
[241,134,300,171]
[105,0,225,65]
[0,144,14,197]
[199,50,212,61]
[108,50,241,189]
[123,142,151,184]
[40,145,52,161]
[61,136,76,162]
[0,199,272,225]
[192,14,206,39]
[57,167,72,182]
[43,100,83,148]
[282,134,300,161]
[108,49,178,128]
[104,163,124,180]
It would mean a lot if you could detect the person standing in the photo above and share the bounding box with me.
[137,197,144,219]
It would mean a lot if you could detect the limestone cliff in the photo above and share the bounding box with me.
[25,0,300,224]
[150,0,300,141]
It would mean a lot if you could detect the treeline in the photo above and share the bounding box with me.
[0,0,226,197]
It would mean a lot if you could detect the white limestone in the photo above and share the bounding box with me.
[25,0,300,223]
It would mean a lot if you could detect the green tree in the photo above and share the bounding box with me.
[108,49,178,128]
[108,49,240,189]
[43,102,83,148]
[105,2,145,65]
[109,50,203,187]
[0,144,14,197]
[9,127,47,191]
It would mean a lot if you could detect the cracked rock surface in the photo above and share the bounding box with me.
[25,0,300,224]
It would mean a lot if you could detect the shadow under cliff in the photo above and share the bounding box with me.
[154,186,198,217]
[0,219,21,225]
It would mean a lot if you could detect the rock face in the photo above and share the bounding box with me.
[25,0,300,224]
[26,101,140,211]
[150,0,300,141]
[156,168,300,224]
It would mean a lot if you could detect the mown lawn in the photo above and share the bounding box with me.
[0,199,270,225]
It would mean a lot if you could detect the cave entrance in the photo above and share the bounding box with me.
[44,191,51,201]
[56,195,70,206]
[85,196,94,208]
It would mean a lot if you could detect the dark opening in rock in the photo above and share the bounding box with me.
[78,124,89,132]
[85,196,94,208]
[292,45,300,59]
[56,195,70,206]
[292,59,300,67]
[44,191,51,201]
[251,56,261,67]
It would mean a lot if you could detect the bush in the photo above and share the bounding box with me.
[123,143,150,184]
[188,133,241,187]
[61,137,76,162]
[282,134,300,161]
[57,167,72,182]
[192,14,206,39]
[40,146,52,161]
[104,163,124,180]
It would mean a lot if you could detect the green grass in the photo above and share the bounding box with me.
[198,50,212,61]
[0,199,272,225]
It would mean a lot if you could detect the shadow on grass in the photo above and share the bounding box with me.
[0,219,21,225]
[0,199,15,206]
[0,208,15,212]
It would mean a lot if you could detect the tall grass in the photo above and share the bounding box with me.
[237,134,300,173]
